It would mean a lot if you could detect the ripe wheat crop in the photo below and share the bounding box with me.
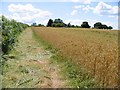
[33,27,118,87]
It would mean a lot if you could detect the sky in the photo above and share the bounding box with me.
[0,0,119,29]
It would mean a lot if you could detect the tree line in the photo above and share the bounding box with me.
[32,18,113,30]
[46,18,113,29]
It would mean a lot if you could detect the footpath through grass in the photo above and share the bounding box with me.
[2,28,66,88]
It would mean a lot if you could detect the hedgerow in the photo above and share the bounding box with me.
[0,15,29,54]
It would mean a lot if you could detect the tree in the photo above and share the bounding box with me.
[75,25,81,28]
[57,23,64,27]
[64,23,67,27]
[38,24,44,27]
[52,23,57,27]
[94,22,103,29]
[51,18,65,27]
[94,22,113,30]
[102,24,108,29]
[71,25,75,27]
[54,18,63,23]
[67,23,71,27]
[47,19,53,27]
[52,23,64,27]
[81,21,91,28]
[31,23,37,26]
[107,26,113,30]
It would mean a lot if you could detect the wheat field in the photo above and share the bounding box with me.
[32,27,118,87]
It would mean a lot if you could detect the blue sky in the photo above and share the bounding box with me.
[0,0,119,29]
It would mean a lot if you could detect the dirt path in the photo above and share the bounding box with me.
[3,28,66,88]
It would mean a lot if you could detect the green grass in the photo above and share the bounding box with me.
[32,28,96,88]
[32,28,58,54]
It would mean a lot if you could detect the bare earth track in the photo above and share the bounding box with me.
[2,28,66,88]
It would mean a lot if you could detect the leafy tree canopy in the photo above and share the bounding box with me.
[81,21,91,28]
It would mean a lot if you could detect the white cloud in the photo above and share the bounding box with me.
[0,13,2,16]
[36,19,48,25]
[93,2,118,16]
[64,0,91,4]
[108,15,116,18]
[70,10,78,16]
[74,2,118,17]
[7,4,52,24]
[64,19,82,25]
[82,0,91,4]
[63,19,83,26]
[108,6,118,15]
[73,5,94,14]
[82,5,94,11]
[74,5,84,9]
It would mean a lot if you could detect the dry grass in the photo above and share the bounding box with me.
[32,27,118,87]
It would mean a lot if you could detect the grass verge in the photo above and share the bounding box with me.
[32,28,96,88]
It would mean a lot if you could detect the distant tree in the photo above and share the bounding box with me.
[102,24,108,29]
[94,22,103,29]
[75,25,81,28]
[71,25,75,27]
[67,23,71,27]
[107,26,113,30]
[52,23,57,27]
[64,23,67,27]
[81,21,91,28]
[94,22,113,30]
[54,18,63,23]
[31,23,37,26]
[47,19,53,27]
[51,18,65,27]
[52,23,64,27]
[57,23,64,27]
[38,24,44,27]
